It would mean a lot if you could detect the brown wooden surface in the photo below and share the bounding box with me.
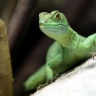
[0,20,13,96]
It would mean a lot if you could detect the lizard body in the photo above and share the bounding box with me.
[24,10,96,91]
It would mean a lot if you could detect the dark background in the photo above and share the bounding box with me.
[0,0,96,96]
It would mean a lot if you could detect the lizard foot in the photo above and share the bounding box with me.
[36,79,54,90]
[36,83,48,90]
[36,74,60,90]
[90,52,96,59]
[46,73,60,84]
[36,79,53,90]
[53,73,60,80]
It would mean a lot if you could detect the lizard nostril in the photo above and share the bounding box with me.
[39,23,43,26]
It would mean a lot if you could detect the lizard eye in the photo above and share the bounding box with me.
[56,13,61,20]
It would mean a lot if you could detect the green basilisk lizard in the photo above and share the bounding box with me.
[24,10,96,91]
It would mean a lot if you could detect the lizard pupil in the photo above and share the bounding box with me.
[56,14,60,20]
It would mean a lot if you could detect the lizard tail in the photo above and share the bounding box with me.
[24,66,46,91]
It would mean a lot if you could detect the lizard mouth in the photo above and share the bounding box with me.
[39,22,66,27]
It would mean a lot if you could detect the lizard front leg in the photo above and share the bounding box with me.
[83,33,96,58]
[45,53,63,80]
[83,33,96,48]
[37,54,63,90]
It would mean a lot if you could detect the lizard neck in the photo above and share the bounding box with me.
[56,26,79,48]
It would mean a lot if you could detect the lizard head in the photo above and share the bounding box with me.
[39,10,69,39]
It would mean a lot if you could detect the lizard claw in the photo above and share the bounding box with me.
[54,73,60,80]
[90,52,96,59]
[36,79,52,90]
[36,74,60,90]
[36,83,48,90]
[47,73,60,84]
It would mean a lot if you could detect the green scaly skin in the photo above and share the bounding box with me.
[24,10,96,91]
